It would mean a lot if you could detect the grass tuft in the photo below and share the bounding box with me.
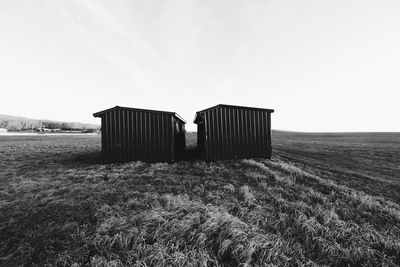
[1,135,400,266]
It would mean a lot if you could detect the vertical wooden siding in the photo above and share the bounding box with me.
[101,109,177,162]
[200,106,272,161]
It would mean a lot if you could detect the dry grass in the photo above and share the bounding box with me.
[1,134,400,266]
[272,131,400,203]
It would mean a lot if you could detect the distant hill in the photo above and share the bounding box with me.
[0,114,100,132]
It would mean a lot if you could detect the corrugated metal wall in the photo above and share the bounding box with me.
[99,108,183,163]
[197,106,272,161]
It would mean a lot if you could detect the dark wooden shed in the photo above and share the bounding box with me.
[194,104,274,161]
[93,106,186,163]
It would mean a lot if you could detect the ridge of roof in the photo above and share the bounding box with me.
[196,104,274,114]
[93,106,186,123]
[194,104,274,123]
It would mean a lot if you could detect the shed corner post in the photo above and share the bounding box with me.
[101,115,105,161]
[171,116,175,162]
[267,112,272,159]
[204,112,209,161]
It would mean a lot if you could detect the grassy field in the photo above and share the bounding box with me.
[0,133,400,266]
[272,131,400,204]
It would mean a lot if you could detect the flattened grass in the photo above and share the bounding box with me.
[0,135,399,266]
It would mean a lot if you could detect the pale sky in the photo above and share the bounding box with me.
[1,0,399,131]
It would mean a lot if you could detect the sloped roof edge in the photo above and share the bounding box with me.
[194,104,274,123]
[93,106,186,123]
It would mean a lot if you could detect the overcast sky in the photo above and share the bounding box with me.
[1,0,399,131]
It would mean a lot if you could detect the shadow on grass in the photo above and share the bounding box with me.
[85,147,202,165]
[0,200,97,266]
[56,150,103,167]
[176,147,201,162]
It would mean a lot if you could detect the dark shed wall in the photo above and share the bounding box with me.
[173,117,186,159]
[198,106,272,161]
[100,108,182,163]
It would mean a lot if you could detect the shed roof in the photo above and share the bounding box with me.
[93,106,186,124]
[194,104,274,123]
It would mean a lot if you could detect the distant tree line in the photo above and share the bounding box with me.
[0,118,100,132]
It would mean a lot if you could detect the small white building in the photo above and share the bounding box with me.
[0,128,8,133]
